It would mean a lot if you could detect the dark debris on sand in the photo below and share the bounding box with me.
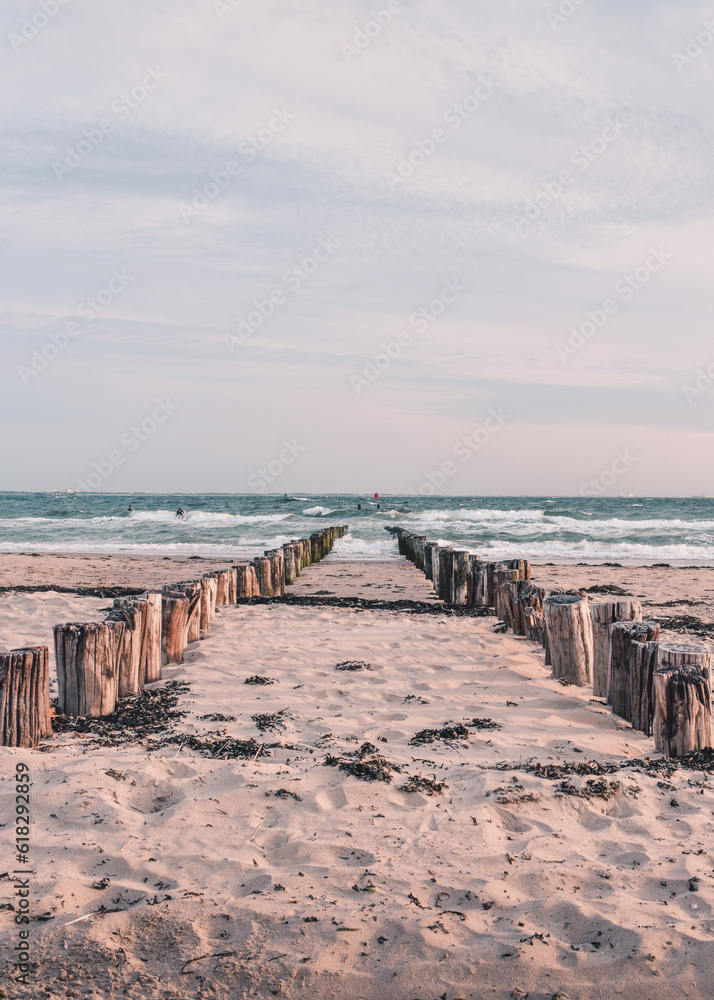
[252,710,290,733]
[487,778,540,805]
[555,778,623,800]
[197,713,237,722]
[0,584,146,599]
[165,734,277,760]
[411,717,501,746]
[652,614,714,640]
[335,660,371,671]
[50,680,191,747]
[236,595,496,617]
[324,742,402,782]
[399,775,448,796]
[244,675,276,685]
[584,584,632,596]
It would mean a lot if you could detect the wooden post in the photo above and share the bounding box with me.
[253,556,273,597]
[54,621,125,718]
[524,607,547,646]
[227,568,238,604]
[452,551,470,605]
[630,640,660,736]
[143,592,163,684]
[609,621,660,721]
[214,571,230,606]
[161,592,189,665]
[200,575,218,632]
[437,548,454,602]
[0,647,51,747]
[283,543,297,586]
[590,600,643,699]
[543,594,594,686]
[494,568,519,623]
[424,543,436,581]
[236,563,259,598]
[431,547,440,595]
[505,581,545,636]
[654,642,713,757]
[265,549,285,597]
[106,599,145,697]
[171,581,203,642]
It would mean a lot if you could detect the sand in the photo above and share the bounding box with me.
[1,555,714,999]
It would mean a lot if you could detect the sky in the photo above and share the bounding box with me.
[1,0,713,496]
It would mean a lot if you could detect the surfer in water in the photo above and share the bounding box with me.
[128,504,133,513]
[176,507,186,520]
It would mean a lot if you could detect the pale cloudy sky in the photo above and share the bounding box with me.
[1,0,713,495]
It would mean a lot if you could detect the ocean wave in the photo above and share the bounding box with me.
[328,534,400,561]
[302,506,334,516]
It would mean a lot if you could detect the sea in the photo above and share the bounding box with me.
[0,494,713,566]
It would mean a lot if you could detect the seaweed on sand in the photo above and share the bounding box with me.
[324,742,402,782]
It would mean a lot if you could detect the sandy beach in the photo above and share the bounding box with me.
[2,555,714,999]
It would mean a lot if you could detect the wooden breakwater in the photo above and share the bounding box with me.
[387,525,713,759]
[0,526,348,747]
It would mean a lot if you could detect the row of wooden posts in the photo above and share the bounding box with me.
[388,526,713,759]
[0,526,348,748]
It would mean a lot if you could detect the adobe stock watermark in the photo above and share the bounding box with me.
[410,407,511,495]
[75,398,179,492]
[224,237,339,351]
[341,2,407,62]
[349,278,466,393]
[248,440,306,493]
[514,119,627,237]
[556,247,671,362]
[545,0,587,30]
[672,18,714,72]
[179,108,294,222]
[385,75,501,190]
[53,67,168,180]
[580,449,638,496]
[17,268,135,385]
[214,0,245,20]
[682,358,714,404]
[8,0,71,54]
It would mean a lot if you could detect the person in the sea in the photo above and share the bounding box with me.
[176,507,185,520]
[128,504,133,512]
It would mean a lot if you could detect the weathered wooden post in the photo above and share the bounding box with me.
[143,592,163,684]
[452,551,470,605]
[630,640,660,736]
[253,556,273,597]
[200,575,217,632]
[609,621,660,721]
[265,549,285,597]
[227,568,238,604]
[161,592,189,665]
[590,600,643,699]
[494,568,519,623]
[654,642,713,757]
[214,571,231,606]
[106,599,144,697]
[236,563,260,598]
[283,543,297,586]
[543,594,594,686]
[0,646,52,747]
[524,606,547,647]
[424,543,437,582]
[171,581,203,642]
[54,621,125,718]
[438,548,454,602]
[505,581,545,636]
